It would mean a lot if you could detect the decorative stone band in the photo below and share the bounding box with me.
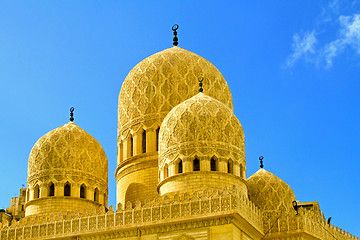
[27,169,108,188]
[159,141,245,166]
[0,186,263,239]
[117,112,168,141]
[158,172,248,197]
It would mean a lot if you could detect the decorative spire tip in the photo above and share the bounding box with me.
[198,77,203,92]
[172,24,179,46]
[259,156,264,168]
[70,107,74,122]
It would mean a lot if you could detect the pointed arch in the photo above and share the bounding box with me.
[228,159,234,174]
[211,157,217,171]
[49,182,55,196]
[164,163,169,178]
[80,184,86,199]
[178,159,183,174]
[94,188,99,202]
[193,158,200,171]
[64,182,71,196]
[142,129,147,153]
[34,184,40,199]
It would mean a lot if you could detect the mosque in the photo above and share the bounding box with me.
[0,26,358,240]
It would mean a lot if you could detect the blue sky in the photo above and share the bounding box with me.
[0,0,359,236]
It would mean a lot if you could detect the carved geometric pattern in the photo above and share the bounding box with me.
[118,46,233,139]
[159,93,245,164]
[28,122,108,185]
[247,168,296,213]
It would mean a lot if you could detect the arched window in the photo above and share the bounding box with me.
[142,130,146,153]
[104,193,107,204]
[211,158,217,171]
[49,182,55,196]
[156,127,160,151]
[193,158,200,171]
[34,185,40,199]
[228,160,233,174]
[130,136,134,156]
[178,160,183,174]
[26,189,29,202]
[164,164,169,178]
[80,184,86,199]
[240,164,244,178]
[64,182,71,196]
[94,188,99,202]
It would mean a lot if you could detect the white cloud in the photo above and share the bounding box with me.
[285,31,317,67]
[323,14,360,67]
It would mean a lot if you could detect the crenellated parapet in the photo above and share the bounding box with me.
[263,208,359,240]
[0,186,263,239]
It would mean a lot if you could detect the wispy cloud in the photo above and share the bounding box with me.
[284,1,360,68]
[323,14,360,67]
[285,31,317,67]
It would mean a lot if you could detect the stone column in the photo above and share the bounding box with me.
[40,184,47,198]
[133,132,141,156]
[55,183,64,197]
[147,128,156,152]
[219,159,227,173]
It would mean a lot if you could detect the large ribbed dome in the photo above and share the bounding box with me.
[118,46,233,137]
[159,92,244,166]
[28,122,108,185]
[247,168,295,213]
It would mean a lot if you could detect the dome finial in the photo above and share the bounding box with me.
[172,24,179,46]
[198,77,203,92]
[259,156,264,168]
[70,107,74,122]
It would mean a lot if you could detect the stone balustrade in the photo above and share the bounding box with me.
[0,187,263,240]
[264,210,359,240]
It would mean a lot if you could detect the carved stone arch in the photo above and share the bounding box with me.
[175,157,183,174]
[193,155,200,171]
[140,127,147,154]
[33,183,40,199]
[164,163,169,178]
[48,181,55,197]
[227,158,234,174]
[93,187,100,202]
[210,155,219,171]
[64,181,71,197]
[60,177,75,185]
[120,129,131,141]
[80,183,87,199]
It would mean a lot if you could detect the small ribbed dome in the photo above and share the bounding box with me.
[159,92,244,165]
[28,122,108,185]
[118,46,233,137]
[247,168,295,213]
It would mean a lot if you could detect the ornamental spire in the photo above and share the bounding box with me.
[70,107,74,122]
[198,77,203,92]
[259,156,264,168]
[172,24,179,46]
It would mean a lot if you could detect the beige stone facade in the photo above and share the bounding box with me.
[0,44,358,240]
